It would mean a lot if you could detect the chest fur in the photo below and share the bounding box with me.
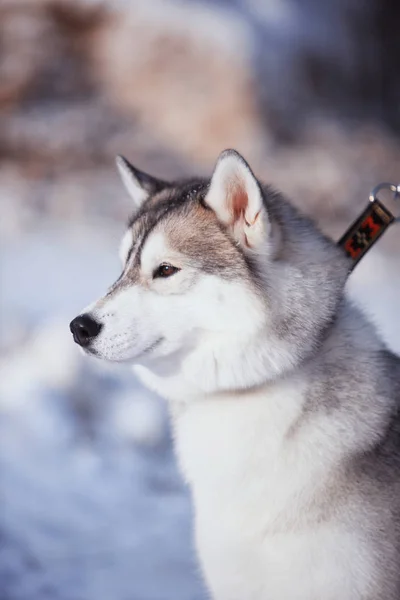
[172,384,378,600]
[173,382,311,528]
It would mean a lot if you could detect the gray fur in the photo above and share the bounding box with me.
[73,150,400,598]
[117,172,353,373]
[132,163,399,594]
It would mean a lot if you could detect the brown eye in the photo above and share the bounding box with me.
[153,263,180,279]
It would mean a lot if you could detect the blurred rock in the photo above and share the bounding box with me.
[0,0,102,110]
[90,0,264,164]
[1,0,399,193]
[0,0,263,170]
[0,0,399,293]
[1,0,399,171]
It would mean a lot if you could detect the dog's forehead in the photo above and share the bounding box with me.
[126,186,188,242]
[139,200,220,267]
[119,185,254,281]
[152,203,253,279]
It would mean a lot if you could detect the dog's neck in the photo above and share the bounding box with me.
[132,296,381,407]
[133,332,309,405]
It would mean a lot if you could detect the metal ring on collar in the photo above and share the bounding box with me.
[369,182,400,222]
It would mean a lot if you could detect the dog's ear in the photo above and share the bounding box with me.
[205,149,271,250]
[116,155,167,209]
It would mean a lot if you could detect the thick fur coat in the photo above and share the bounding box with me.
[71,150,400,599]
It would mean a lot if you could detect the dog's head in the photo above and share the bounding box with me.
[70,150,349,396]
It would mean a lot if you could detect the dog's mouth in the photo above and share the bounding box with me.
[77,334,164,363]
[70,312,167,363]
[82,346,99,357]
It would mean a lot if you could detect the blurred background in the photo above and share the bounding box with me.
[0,1,399,598]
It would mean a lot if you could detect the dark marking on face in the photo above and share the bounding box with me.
[116,179,260,290]
[141,336,164,356]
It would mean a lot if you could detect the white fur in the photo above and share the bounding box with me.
[119,228,133,265]
[75,152,394,599]
[90,227,274,389]
[116,155,148,207]
[172,381,377,600]
[82,229,382,599]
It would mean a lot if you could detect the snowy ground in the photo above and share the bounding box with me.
[0,220,399,600]
[0,223,207,600]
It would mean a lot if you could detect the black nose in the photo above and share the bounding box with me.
[69,314,102,347]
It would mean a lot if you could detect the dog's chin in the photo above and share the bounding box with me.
[81,336,166,364]
[81,346,136,363]
[79,346,101,359]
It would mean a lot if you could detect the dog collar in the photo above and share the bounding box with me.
[338,182,400,270]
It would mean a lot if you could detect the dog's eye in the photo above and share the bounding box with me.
[153,263,180,279]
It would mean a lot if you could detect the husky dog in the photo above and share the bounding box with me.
[70,150,400,599]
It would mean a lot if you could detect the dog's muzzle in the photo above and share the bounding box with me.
[70,314,102,347]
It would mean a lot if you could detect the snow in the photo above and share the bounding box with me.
[0,222,206,600]
[346,249,400,356]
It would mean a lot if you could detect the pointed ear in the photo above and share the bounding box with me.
[205,149,271,250]
[116,155,168,209]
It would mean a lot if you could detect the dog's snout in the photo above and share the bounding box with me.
[70,314,102,347]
